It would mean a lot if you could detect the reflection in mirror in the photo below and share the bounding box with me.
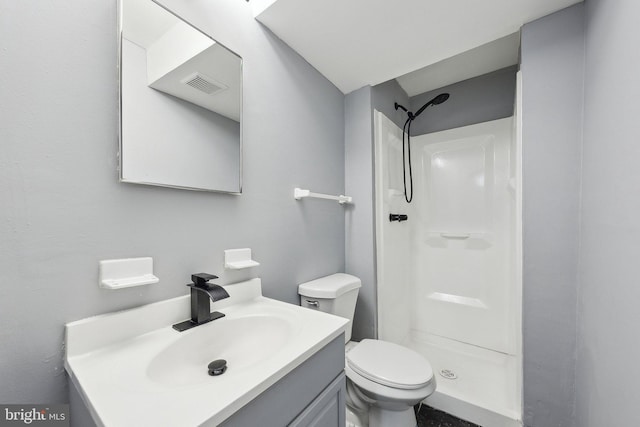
[119,0,242,193]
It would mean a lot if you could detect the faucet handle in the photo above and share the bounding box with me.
[191,273,219,286]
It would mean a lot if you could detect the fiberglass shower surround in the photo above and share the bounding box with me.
[374,111,522,426]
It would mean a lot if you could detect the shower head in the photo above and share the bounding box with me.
[430,93,450,105]
[413,92,450,119]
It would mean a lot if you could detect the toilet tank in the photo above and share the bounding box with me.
[298,273,361,343]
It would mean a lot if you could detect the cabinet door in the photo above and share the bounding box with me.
[220,336,344,427]
[289,372,346,427]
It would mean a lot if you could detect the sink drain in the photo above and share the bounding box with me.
[208,359,227,376]
[439,369,457,379]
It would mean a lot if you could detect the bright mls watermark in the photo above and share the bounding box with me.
[0,405,68,426]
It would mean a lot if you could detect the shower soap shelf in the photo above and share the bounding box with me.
[440,232,471,239]
[294,187,352,204]
[424,231,493,240]
[99,257,159,289]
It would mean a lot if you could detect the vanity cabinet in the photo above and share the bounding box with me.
[221,334,346,427]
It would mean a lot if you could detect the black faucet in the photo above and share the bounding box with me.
[172,273,230,332]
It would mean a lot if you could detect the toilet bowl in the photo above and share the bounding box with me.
[345,339,436,427]
[298,274,436,427]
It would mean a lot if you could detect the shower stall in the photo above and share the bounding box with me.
[373,91,522,426]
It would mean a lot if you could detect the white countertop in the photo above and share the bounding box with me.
[65,279,348,426]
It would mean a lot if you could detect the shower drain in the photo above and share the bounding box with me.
[439,369,458,380]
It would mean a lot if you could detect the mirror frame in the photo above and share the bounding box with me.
[116,0,243,194]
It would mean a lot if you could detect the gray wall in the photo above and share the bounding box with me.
[0,0,344,403]
[520,4,585,427]
[344,86,376,340]
[409,66,517,136]
[576,0,640,425]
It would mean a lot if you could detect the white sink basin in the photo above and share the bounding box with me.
[65,278,348,427]
[147,314,293,387]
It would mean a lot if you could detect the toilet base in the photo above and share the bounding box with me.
[369,405,417,427]
[346,371,423,427]
[346,406,367,427]
[346,404,417,427]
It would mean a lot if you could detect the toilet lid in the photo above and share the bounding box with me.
[346,339,433,390]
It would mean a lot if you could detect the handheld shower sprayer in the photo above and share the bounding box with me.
[412,93,450,119]
[394,93,450,204]
[394,93,449,121]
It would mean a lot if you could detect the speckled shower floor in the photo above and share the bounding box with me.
[416,405,480,427]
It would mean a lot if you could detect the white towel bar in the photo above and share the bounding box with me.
[294,188,352,204]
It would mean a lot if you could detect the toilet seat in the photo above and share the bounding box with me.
[346,339,434,390]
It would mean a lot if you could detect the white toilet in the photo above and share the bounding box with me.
[298,273,436,427]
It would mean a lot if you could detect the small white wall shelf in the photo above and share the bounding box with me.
[99,257,159,290]
[294,187,352,204]
[224,248,260,270]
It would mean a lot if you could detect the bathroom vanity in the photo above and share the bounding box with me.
[65,279,347,426]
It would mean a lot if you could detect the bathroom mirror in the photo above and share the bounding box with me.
[118,0,242,193]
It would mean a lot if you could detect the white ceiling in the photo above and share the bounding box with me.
[148,44,242,121]
[255,0,582,94]
[123,0,178,48]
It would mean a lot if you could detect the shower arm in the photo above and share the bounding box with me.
[394,102,414,120]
